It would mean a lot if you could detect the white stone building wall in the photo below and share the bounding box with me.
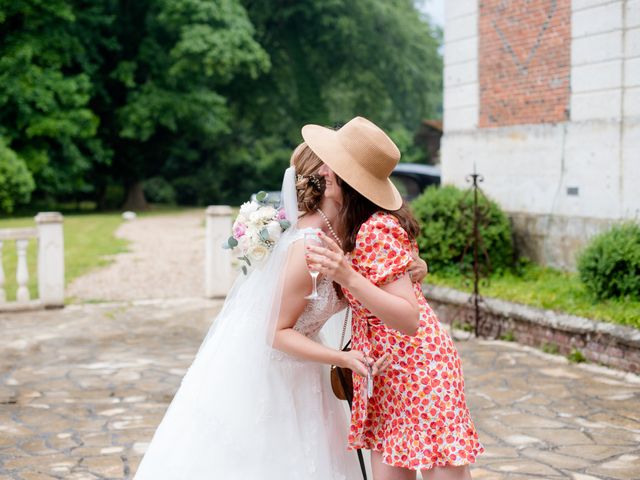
[441,0,640,269]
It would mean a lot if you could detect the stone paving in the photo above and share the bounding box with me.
[1,299,639,480]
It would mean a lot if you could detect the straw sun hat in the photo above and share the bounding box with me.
[301,116,403,211]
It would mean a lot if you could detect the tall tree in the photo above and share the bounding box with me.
[216,0,443,200]
[238,0,441,127]
[0,0,105,210]
[0,0,442,211]
[91,0,270,209]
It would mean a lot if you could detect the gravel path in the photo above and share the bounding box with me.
[66,211,205,302]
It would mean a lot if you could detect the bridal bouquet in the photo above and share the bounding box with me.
[223,192,291,274]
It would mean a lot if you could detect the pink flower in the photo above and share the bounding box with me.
[276,209,287,220]
[233,222,247,238]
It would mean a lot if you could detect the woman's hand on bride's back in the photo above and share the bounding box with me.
[408,251,428,284]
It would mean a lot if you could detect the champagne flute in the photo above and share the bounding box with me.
[304,232,323,300]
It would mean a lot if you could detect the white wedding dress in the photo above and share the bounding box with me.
[134,168,361,479]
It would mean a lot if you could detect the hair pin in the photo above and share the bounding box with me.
[296,174,323,189]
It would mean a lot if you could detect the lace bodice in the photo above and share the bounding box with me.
[294,276,347,338]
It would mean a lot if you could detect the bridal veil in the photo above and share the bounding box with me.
[133,167,353,479]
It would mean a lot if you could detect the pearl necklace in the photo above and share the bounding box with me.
[316,208,342,247]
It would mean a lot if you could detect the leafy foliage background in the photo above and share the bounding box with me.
[0,0,442,212]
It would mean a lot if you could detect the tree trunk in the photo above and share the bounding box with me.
[122,181,148,211]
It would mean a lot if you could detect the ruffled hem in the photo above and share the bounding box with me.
[349,421,484,471]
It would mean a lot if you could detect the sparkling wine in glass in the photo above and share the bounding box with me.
[304,232,323,300]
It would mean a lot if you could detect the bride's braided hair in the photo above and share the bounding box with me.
[290,143,325,215]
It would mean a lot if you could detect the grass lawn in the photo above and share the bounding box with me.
[427,264,640,329]
[0,213,129,301]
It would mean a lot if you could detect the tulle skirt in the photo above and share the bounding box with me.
[133,337,361,479]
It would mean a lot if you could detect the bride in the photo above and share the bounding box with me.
[133,142,426,479]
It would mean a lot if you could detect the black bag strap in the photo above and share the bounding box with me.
[336,349,367,480]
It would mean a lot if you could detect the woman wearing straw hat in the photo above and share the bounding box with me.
[134,135,423,480]
[304,117,483,480]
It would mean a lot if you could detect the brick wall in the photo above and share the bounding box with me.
[478,0,571,127]
[443,0,640,269]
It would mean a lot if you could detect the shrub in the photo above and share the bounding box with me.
[577,223,640,300]
[144,177,176,204]
[0,138,35,213]
[411,185,514,275]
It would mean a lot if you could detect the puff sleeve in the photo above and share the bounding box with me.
[352,212,413,286]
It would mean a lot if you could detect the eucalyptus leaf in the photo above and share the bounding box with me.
[279,220,291,230]
[259,228,270,242]
[256,191,268,202]
[242,265,248,275]
[227,236,238,248]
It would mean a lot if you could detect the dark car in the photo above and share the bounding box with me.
[390,163,441,201]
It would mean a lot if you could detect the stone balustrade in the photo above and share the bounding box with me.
[0,212,64,311]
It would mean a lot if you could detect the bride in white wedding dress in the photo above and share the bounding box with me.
[133,144,414,479]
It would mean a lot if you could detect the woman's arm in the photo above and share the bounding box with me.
[272,240,387,376]
[306,232,421,336]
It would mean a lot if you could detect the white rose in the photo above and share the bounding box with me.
[250,206,277,223]
[246,225,260,243]
[240,201,260,216]
[248,244,269,263]
[265,221,282,242]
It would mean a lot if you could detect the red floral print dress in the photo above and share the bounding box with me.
[343,212,484,471]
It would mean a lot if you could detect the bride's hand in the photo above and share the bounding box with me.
[338,350,370,377]
[305,232,354,286]
[338,351,392,378]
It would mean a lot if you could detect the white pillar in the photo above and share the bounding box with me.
[205,206,234,298]
[35,212,65,307]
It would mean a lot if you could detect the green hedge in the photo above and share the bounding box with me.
[578,223,640,300]
[411,185,514,275]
